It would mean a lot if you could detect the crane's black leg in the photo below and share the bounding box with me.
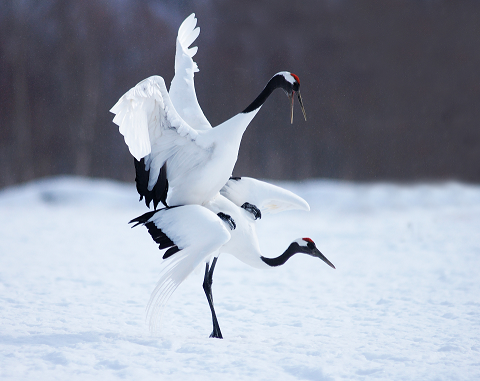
[217,212,236,230]
[203,257,222,339]
[241,202,262,220]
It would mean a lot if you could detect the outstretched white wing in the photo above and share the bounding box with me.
[110,75,211,192]
[130,205,231,332]
[220,177,310,215]
[169,13,211,131]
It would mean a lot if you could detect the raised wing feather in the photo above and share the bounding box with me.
[110,75,211,194]
[169,13,212,131]
[220,177,310,215]
[130,205,231,332]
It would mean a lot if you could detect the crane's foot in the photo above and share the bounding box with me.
[241,202,262,220]
[209,326,223,339]
[217,212,236,230]
[203,258,223,339]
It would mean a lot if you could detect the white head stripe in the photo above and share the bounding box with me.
[293,238,308,246]
[276,71,295,84]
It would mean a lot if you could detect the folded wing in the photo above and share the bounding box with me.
[130,205,231,332]
[221,177,310,215]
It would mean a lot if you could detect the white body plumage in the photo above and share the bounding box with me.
[131,177,313,330]
[117,14,320,338]
[110,14,303,208]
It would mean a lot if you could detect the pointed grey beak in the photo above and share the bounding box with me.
[297,91,307,121]
[313,247,335,269]
[289,92,294,124]
[289,91,307,124]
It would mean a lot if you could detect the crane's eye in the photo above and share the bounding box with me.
[307,241,315,250]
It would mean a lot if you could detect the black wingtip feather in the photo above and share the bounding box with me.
[129,208,182,258]
[145,221,176,249]
[134,158,169,210]
[163,246,181,259]
[129,210,157,227]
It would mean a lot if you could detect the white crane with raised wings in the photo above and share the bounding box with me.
[110,14,306,209]
[112,14,331,339]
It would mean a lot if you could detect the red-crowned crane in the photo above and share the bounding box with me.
[130,177,335,338]
[110,14,306,210]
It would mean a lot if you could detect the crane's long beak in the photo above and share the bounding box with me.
[289,91,307,124]
[289,93,294,124]
[313,248,336,269]
[297,91,307,122]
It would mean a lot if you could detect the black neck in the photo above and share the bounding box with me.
[242,74,288,114]
[261,242,300,267]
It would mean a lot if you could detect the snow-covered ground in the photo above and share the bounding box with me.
[0,177,479,380]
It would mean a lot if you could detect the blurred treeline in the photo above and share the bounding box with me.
[1,0,479,188]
